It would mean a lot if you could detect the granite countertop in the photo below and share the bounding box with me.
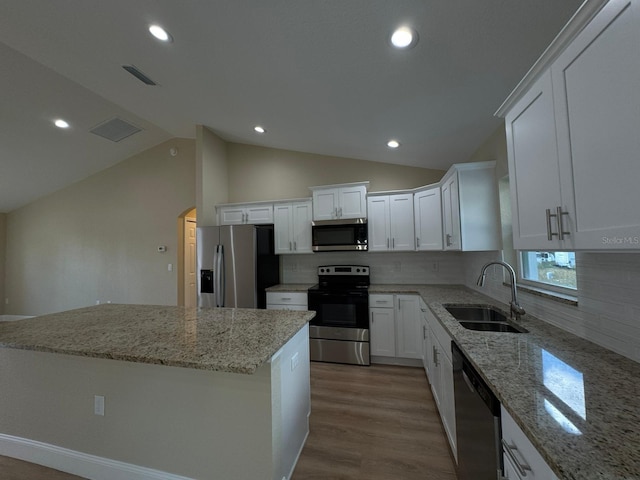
[266,284,315,293]
[370,284,639,480]
[0,304,315,374]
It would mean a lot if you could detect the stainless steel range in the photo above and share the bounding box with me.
[307,265,370,366]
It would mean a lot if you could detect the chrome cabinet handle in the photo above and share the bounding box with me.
[422,325,426,339]
[289,241,292,251]
[416,237,420,248]
[339,207,343,217]
[392,238,395,249]
[502,439,531,477]
[545,208,556,241]
[387,238,390,249]
[556,206,570,240]
[445,233,452,247]
[432,345,439,366]
[294,241,297,251]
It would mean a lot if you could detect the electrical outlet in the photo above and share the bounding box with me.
[94,395,105,416]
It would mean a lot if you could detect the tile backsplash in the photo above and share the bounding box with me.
[463,251,640,364]
[281,251,465,285]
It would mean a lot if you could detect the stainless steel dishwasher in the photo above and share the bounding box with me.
[452,342,503,480]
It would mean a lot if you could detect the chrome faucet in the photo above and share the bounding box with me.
[476,261,526,321]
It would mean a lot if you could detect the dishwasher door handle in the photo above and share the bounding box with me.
[462,370,475,393]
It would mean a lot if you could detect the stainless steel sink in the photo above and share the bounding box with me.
[444,305,528,333]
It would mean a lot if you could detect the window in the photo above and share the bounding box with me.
[520,251,577,290]
[498,176,578,295]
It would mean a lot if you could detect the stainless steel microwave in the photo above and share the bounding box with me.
[311,218,368,252]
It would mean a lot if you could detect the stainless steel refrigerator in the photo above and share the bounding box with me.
[196,224,279,309]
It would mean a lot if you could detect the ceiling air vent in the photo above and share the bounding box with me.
[90,117,142,143]
[122,65,157,86]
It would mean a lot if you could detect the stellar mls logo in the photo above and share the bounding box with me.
[601,236,640,245]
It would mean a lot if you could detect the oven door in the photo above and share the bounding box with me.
[307,290,369,329]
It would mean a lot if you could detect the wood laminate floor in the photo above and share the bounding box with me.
[293,362,458,480]
[0,363,457,480]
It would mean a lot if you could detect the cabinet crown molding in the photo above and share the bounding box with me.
[309,181,370,191]
[495,0,608,117]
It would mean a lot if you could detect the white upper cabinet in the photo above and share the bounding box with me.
[310,183,368,221]
[367,193,415,252]
[441,162,501,251]
[505,71,565,250]
[551,0,640,249]
[501,0,640,250]
[414,185,443,251]
[273,200,313,254]
[218,203,274,225]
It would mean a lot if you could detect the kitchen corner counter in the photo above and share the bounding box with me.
[0,304,315,374]
[371,284,639,480]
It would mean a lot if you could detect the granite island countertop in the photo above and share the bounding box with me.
[369,284,639,480]
[0,304,315,374]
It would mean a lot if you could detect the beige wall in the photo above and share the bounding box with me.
[468,123,508,178]
[5,138,195,316]
[0,213,5,315]
[196,126,228,226]
[226,143,445,203]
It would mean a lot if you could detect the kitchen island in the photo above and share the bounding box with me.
[0,304,314,480]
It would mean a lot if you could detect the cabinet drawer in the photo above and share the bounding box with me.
[369,294,394,308]
[266,292,308,307]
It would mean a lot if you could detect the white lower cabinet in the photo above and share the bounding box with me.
[266,292,308,311]
[501,406,558,480]
[424,307,457,462]
[369,294,421,361]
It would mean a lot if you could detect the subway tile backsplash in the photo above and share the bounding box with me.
[463,251,640,364]
[281,251,465,285]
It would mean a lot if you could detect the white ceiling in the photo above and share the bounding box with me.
[0,0,585,213]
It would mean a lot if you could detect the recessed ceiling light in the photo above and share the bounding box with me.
[390,26,418,49]
[387,139,400,149]
[54,119,70,129]
[149,24,173,42]
[254,126,266,134]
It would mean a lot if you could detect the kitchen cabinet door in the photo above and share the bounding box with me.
[291,200,312,253]
[551,0,640,249]
[370,307,396,357]
[219,206,246,225]
[338,185,367,219]
[441,172,461,250]
[389,194,415,251]
[218,204,273,225]
[274,204,294,254]
[395,295,421,359]
[439,348,457,461]
[502,406,558,479]
[312,188,339,221]
[246,205,274,224]
[505,71,565,250]
[367,196,391,251]
[414,186,443,251]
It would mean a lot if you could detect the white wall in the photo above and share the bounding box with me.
[5,138,195,316]
[282,251,465,285]
[196,126,228,227]
[226,143,444,203]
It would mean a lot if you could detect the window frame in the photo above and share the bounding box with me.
[516,250,578,296]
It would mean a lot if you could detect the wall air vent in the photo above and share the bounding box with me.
[90,117,142,143]
[122,65,157,86]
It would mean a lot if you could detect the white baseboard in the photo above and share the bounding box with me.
[0,434,194,480]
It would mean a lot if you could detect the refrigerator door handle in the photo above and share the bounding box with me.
[215,245,225,307]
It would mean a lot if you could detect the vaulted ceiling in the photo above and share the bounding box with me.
[0,0,585,212]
